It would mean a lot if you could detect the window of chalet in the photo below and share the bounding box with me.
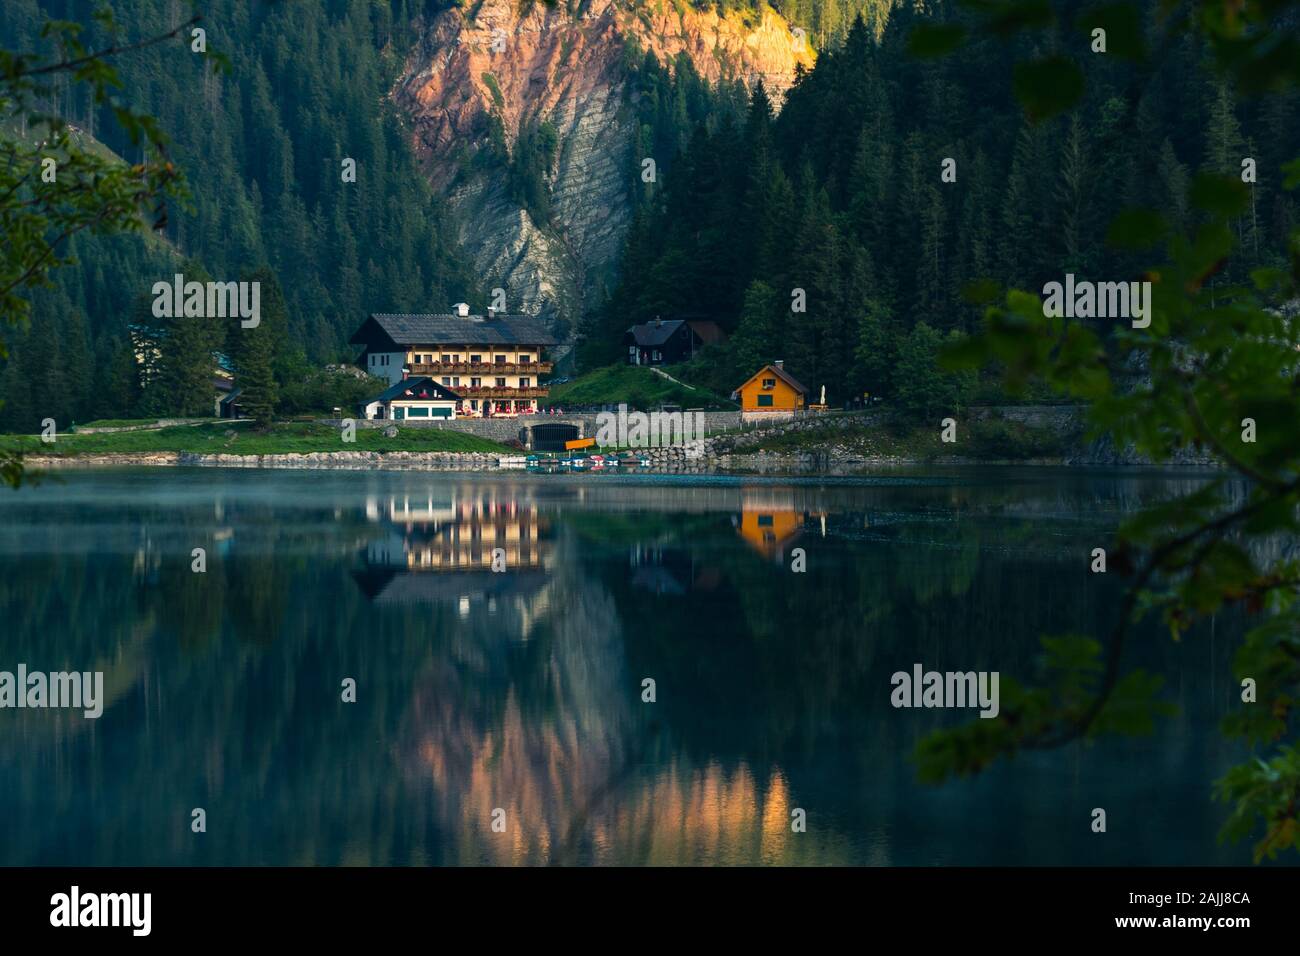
[757,394,773,407]
[762,377,776,389]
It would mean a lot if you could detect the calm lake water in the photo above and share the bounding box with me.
[0,467,1260,865]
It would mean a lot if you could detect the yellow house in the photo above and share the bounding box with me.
[733,361,807,417]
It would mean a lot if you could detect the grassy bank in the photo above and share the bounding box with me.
[549,364,735,409]
[7,421,515,457]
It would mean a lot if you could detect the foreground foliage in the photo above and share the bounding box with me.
[923,0,1300,862]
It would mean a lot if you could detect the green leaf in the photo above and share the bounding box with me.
[961,278,1002,305]
[908,23,968,58]
[1282,158,1300,191]
[939,334,987,370]
[1106,208,1167,249]
[1012,56,1084,122]
[1190,173,1250,218]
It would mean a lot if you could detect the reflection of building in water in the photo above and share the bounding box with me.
[353,491,554,631]
[734,489,807,562]
[378,487,852,865]
[627,542,721,595]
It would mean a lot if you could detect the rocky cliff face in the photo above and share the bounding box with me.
[392,0,814,361]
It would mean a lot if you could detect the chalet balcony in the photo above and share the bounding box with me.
[408,361,554,376]
[456,386,550,399]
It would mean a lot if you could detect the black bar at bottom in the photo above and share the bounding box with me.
[0,866,1288,941]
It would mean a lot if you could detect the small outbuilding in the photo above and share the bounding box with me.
[732,361,807,419]
[625,318,725,366]
[360,376,461,421]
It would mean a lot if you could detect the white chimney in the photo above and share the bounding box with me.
[774,359,784,368]
[455,302,470,317]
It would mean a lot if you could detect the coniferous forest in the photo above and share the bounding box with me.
[0,0,475,430]
[584,2,1300,409]
[1,0,1297,426]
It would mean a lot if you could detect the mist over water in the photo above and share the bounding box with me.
[0,467,1254,865]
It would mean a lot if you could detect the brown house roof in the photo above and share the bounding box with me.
[686,320,726,345]
[734,363,808,397]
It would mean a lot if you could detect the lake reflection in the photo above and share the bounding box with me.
[0,467,1256,865]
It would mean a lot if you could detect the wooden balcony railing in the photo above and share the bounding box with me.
[456,386,549,399]
[408,361,553,375]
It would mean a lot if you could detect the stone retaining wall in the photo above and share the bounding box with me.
[320,410,751,447]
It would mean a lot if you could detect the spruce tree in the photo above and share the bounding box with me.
[231,268,284,428]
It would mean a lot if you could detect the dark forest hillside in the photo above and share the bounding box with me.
[583,2,1299,405]
[2,0,1296,425]
[0,0,475,429]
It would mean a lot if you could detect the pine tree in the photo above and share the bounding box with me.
[155,260,222,418]
[1055,115,1093,274]
[916,183,947,326]
[853,297,895,403]
[732,280,779,377]
[100,340,142,420]
[1157,138,1191,239]
[231,268,284,427]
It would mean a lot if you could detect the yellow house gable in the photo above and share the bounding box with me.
[735,364,807,412]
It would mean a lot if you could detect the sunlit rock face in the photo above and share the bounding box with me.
[394,526,849,865]
[392,0,814,354]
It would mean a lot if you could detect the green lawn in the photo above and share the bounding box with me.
[77,418,199,429]
[549,364,735,409]
[9,421,515,456]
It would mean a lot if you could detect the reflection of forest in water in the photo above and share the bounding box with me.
[0,468,1260,864]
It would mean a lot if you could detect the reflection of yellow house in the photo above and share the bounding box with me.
[738,510,802,560]
[733,360,806,419]
[736,489,806,560]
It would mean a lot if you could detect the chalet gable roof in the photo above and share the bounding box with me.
[350,313,557,348]
[734,363,808,397]
[364,376,462,406]
[626,319,688,347]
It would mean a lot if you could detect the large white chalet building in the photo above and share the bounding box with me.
[350,304,557,418]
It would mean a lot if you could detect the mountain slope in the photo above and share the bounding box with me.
[393,0,815,359]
